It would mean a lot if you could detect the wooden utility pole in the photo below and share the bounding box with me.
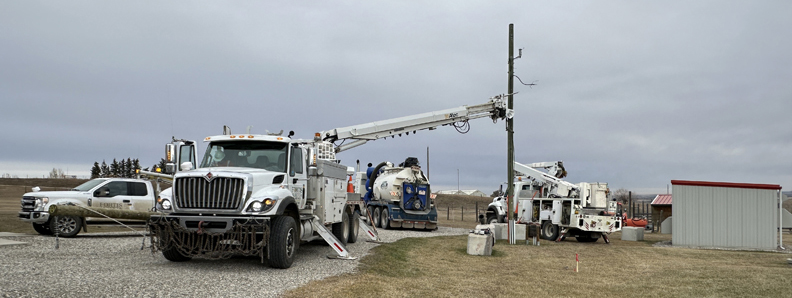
[506,23,516,244]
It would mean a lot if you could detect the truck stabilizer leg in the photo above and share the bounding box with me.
[602,233,610,244]
[556,228,569,242]
[358,216,383,243]
[311,220,356,260]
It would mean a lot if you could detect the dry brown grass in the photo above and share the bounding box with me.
[285,231,792,298]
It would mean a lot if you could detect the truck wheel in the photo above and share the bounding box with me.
[366,206,374,224]
[332,211,349,245]
[540,221,559,241]
[486,214,499,224]
[372,207,382,228]
[49,215,82,238]
[380,208,390,229]
[348,211,360,243]
[32,222,53,235]
[269,216,298,269]
[162,246,191,262]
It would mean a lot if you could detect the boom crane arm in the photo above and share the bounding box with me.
[319,96,513,153]
[514,161,579,198]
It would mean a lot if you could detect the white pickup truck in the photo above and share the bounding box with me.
[18,178,156,237]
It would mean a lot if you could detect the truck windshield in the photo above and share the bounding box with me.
[71,179,107,191]
[200,141,289,172]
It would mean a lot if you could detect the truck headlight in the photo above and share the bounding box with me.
[34,197,49,211]
[161,199,172,210]
[247,198,276,212]
[251,201,263,212]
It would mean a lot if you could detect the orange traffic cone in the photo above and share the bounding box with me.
[347,176,355,193]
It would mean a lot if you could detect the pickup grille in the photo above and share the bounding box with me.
[174,177,246,210]
[21,196,36,212]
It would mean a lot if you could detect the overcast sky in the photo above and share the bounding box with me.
[1,1,790,194]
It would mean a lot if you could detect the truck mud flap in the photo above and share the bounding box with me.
[148,217,270,261]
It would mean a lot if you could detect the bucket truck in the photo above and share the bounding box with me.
[147,95,511,268]
[485,161,622,243]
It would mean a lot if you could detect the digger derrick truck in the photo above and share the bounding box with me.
[485,161,622,243]
[148,96,510,269]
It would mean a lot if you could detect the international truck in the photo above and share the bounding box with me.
[148,96,512,268]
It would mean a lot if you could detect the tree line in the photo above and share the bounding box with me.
[89,158,167,179]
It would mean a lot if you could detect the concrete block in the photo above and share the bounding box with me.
[492,223,508,240]
[621,227,644,241]
[467,233,493,256]
[514,224,526,241]
[661,217,672,234]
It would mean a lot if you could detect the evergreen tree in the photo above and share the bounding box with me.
[126,158,134,177]
[132,159,141,175]
[120,159,128,178]
[158,158,167,171]
[100,160,109,178]
[90,162,101,179]
[110,159,119,177]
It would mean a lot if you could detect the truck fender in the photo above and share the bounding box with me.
[275,197,297,216]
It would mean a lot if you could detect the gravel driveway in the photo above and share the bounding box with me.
[0,227,468,298]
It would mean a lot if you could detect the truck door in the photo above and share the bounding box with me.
[90,181,132,222]
[126,181,153,212]
[288,145,308,209]
[178,142,196,171]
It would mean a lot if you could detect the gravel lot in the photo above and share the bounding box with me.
[0,227,468,298]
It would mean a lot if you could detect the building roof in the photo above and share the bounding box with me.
[651,194,672,205]
[671,180,782,190]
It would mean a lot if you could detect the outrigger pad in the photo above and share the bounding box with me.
[327,255,358,260]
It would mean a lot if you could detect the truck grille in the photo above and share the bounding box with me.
[174,177,246,210]
[21,196,36,212]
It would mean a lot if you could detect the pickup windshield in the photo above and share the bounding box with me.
[200,141,289,172]
[72,178,107,191]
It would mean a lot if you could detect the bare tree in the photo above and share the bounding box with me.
[613,188,630,205]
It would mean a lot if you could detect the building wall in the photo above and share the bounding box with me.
[672,184,778,250]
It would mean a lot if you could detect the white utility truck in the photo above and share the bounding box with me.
[485,161,622,243]
[148,96,511,268]
[18,178,156,237]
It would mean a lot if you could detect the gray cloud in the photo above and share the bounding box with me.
[1,1,790,193]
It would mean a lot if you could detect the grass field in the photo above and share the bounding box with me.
[3,179,791,297]
[284,232,792,298]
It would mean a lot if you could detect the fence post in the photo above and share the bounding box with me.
[462,206,464,221]
[447,206,450,220]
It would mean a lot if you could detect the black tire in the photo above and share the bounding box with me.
[348,211,360,243]
[366,206,374,224]
[332,211,349,245]
[372,207,382,228]
[540,220,559,241]
[486,214,499,224]
[49,215,82,238]
[269,216,298,269]
[32,222,53,235]
[162,246,191,262]
[380,208,390,229]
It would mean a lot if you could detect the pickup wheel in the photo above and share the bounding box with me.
[380,208,391,229]
[269,216,297,269]
[348,211,360,243]
[162,246,191,262]
[332,211,349,245]
[32,222,53,235]
[486,214,499,224]
[372,207,382,228]
[540,220,559,241]
[49,215,82,238]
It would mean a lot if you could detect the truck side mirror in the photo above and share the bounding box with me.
[164,163,176,174]
[165,144,176,163]
[94,187,110,197]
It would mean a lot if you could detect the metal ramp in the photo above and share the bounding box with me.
[311,220,356,260]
